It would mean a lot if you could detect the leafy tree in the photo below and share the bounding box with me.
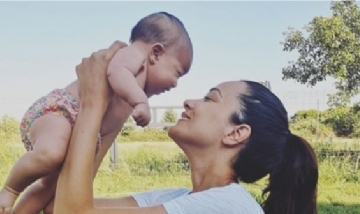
[0,115,20,143]
[281,0,360,107]
[161,109,178,131]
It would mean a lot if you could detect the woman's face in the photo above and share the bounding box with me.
[168,81,251,150]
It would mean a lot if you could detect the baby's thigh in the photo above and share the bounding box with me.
[29,114,72,167]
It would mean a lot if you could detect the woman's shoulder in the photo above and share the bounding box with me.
[165,183,264,214]
[132,183,264,214]
[180,183,263,213]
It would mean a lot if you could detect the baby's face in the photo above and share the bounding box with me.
[145,48,192,96]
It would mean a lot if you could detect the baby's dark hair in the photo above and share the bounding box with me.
[130,12,193,55]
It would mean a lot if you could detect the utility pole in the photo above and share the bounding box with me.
[259,80,271,91]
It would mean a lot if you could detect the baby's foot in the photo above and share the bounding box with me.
[0,187,18,214]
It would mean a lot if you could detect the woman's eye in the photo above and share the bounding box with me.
[204,96,212,101]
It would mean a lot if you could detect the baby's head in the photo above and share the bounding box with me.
[130,12,193,96]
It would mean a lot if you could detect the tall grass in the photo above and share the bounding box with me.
[0,140,359,213]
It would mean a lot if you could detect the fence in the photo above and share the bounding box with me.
[1,90,360,166]
[110,105,182,166]
[123,105,183,127]
[106,90,360,166]
[0,90,340,121]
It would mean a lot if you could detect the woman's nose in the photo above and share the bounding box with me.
[183,99,195,110]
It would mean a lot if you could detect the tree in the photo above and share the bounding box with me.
[161,109,178,131]
[281,0,360,107]
[0,115,21,143]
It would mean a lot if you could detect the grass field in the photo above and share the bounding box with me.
[1,140,360,214]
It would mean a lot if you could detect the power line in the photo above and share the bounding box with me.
[0,52,71,70]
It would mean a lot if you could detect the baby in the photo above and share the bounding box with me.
[0,11,193,214]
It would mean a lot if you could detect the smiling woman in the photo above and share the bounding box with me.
[53,41,319,214]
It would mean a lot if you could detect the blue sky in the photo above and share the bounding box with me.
[0,1,352,120]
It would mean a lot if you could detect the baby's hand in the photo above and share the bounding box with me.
[132,103,151,127]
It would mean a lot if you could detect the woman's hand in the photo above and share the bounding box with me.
[76,41,128,113]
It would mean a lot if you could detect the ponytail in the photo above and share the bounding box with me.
[262,133,318,214]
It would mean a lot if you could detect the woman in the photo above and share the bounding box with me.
[53,41,319,214]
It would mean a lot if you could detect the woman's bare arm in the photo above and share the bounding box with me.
[54,41,125,213]
[53,41,168,214]
[94,196,138,208]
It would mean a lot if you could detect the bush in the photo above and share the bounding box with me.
[117,127,171,142]
[291,109,320,122]
[289,119,335,138]
[323,107,360,137]
[0,115,21,144]
[120,117,136,137]
[124,147,189,176]
[290,105,360,138]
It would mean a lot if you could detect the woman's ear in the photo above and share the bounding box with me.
[149,43,165,64]
[222,124,251,147]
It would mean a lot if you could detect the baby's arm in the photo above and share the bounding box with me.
[107,46,147,108]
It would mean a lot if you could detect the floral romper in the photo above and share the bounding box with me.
[20,88,101,154]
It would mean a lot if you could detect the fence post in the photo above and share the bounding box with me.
[316,99,320,138]
[108,105,182,168]
[152,107,158,124]
[109,140,118,168]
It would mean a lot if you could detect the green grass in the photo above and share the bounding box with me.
[1,140,360,214]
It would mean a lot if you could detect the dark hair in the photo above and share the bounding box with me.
[130,12,193,54]
[231,80,318,214]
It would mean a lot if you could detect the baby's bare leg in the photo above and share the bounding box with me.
[12,172,59,214]
[0,114,71,214]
